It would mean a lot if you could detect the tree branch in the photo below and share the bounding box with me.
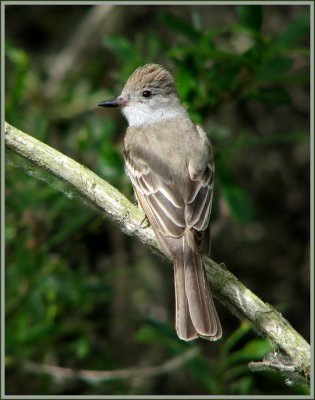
[22,348,198,384]
[4,122,310,387]
[44,5,115,98]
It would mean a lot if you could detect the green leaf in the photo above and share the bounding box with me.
[135,325,156,343]
[135,320,190,353]
[159,12,201,41]
[145,31,164,61]
[48,212,90,248]
[5,41,29,105]
[227,339,273,364]
[226,339,272,366]
[104,35,137,63]
[175,66,197,100]
[231,375,254,395]
[223,185,255,224]
[72,336,91,359]
[248,87,292,105]
[185,355,220,393]
[222,321,252,355]
[5,41,29,66]
[236,5,262,32]
[271,12,310,50]
[217,157,255,224]
[257,56,294,82]
[241,339,273,359]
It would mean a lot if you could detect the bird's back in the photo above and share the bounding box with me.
[124,116,210,192]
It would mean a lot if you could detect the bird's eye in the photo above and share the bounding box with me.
[142,90,152,98]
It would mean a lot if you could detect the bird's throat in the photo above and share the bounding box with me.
[122,104,187,127]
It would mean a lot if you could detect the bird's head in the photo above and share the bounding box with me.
[97,64,186,127]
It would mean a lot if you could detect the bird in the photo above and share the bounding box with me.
[97,63,222,341]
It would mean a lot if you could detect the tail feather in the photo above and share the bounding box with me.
[174,252,198,340]
[174,234,222,341]
[150,227,221,341]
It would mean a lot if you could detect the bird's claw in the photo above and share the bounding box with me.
[140,215,150,228]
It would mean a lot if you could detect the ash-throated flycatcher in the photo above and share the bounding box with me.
[97,64,222,341]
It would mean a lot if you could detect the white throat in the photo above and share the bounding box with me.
[122,103,187,127]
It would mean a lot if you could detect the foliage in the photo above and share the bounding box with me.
[5,4,310,396]
[103,7,309,223]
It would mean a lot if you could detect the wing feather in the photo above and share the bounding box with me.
[124,123,214,245]
[123,123,219,341]
[184,162,214,235]
[125,151,185,237]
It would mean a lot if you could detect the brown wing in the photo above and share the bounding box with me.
[185,160,214,253]
[124,126,220,341]
[124,147,185,241]
[124,129,214,247]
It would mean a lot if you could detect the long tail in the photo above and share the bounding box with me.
[174,233,222,341]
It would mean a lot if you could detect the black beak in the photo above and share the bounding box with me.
[97,97,127,108]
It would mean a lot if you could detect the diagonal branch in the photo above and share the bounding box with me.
[4,122,311,387]
[22,348,198,384]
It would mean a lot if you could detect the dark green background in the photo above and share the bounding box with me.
[5,3,310,396]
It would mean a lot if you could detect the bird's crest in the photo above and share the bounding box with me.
[122,64,176,94]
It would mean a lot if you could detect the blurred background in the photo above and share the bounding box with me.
[5,3,310,396]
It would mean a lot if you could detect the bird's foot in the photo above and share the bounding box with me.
[140,215,150,228]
